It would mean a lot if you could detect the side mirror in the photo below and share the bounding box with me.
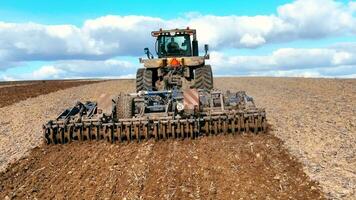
[204,44,209,57]
[144,47,149,55]
[204,44,209,53]
[144,47,153,59]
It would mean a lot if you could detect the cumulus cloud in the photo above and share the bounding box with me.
[164,0,356,45]
[3,42,356,81]
[0,17,162,67]
[208,44,356,77]
[277,0,355,38]
[349,1,356,12]
[31,65,66,80]
[239,34,266,48]
[0,0,356,71]
[1,0,356,79]
[3,59,136,80]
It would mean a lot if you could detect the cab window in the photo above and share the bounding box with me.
[157,35,192,57]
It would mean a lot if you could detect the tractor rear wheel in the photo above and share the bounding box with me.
[116,94,133,119]
[195,65,213,90]
[136,68,153,92]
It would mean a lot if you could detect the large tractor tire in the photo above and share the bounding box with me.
[136,68,145,92]
[116,94,133,119]
[195,65,213,90]
[136,68,153,92]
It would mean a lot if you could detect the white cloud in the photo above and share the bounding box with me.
[332,51,353,65]
[208,45,356,77]
[0,22,95,63]
[186,15,288,48]
[0,0,355,71]
[0,0,356,79]
[188,0,356,47]
[349,1,356,12]
[1,75,16,81]
[3,58,137,80]
[81,15,167,56]
[277,0,355,38]
[239,34,266,48]
[32,65,66,79]
[4,43,355,81]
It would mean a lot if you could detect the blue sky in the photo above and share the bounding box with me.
[0,0,356,80]
[0,0,292,23]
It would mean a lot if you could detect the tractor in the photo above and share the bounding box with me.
[137,28,213,91]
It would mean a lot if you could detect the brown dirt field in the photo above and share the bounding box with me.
[0,80,135,173]
[0,80,102,108]
[214,78,355,199]
[0,134,324,200]
[0,77,354,199]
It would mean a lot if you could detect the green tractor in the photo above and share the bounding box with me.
[137,28,213,92]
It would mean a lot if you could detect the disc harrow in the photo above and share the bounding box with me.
[44,109,266,144]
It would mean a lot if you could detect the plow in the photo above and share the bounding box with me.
[43,28,267,145]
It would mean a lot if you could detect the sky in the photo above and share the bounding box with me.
[0,0,356,81]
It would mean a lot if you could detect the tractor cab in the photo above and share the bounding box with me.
[151,28,199,58]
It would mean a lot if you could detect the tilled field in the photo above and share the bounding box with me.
[0,135,322,199]
[216,78,355,199]
[0,80,134,173]
[0,77,355,199]
[0,80,102,108]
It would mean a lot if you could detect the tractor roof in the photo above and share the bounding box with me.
[151,28,196,37]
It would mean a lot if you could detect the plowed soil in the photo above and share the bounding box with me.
[0,135,323,200]
[0,80,102,108]
[0,77,355,199]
